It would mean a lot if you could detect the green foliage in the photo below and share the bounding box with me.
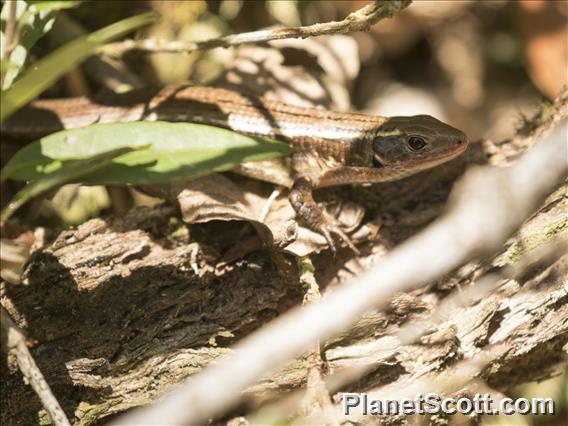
[26,1,79,12]
[2,121,290,185]
[0,10,159,122]
[0,4,289,223]
[0,0,79,88]
[1,146,137,221]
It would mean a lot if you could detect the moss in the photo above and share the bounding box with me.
[170,224,189,239]
[299,256,316,274]
[517,99,556,136]
[78,398,124,426]
[497,216,567,266]
[37,409,51,426]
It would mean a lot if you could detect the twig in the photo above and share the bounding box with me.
[1,0,18,61]
[297,257,336,424]
[1,306,71,426]
[1,0,19,88]
[258,187,281,223]
[100,1,412,56]
[112,111,567,424]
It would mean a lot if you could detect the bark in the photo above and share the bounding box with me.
[1,205,305,424]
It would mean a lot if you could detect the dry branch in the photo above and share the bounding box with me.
[100,1,412,56]
[1,306,71,426]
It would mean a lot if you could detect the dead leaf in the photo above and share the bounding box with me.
[0,223,36,284]
[141,174,365,257]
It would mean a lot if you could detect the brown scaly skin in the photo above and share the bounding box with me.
[2,86,469,252]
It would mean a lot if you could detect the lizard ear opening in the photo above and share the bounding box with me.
[372,155,384,169]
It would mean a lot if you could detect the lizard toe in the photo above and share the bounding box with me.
[321,224,360,255]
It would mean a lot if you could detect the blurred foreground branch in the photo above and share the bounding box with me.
[101,1,412,56]
[1,307,70,426]
[114,125,567,423]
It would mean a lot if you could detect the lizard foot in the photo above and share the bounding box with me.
[318,223,360,255]
[289,175,360,255]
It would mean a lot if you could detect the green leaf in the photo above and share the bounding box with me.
[0,1,79,89]
[1,0,59,88]
[2,121,291,185]
[0,146,136,222]
[0,10,159,122]
[27,1,80,13]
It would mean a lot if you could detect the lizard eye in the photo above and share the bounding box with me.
[408,136,426,151]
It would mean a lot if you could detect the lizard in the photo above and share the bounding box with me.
[2,85,469,252]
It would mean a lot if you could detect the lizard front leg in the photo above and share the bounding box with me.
[289,175,360,254]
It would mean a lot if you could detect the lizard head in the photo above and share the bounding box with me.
[371,115,468,174]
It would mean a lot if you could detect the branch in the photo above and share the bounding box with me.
[112,116,567,423]
[1,0,19,88]
[100,1,412,56]
[1,306,71,426]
